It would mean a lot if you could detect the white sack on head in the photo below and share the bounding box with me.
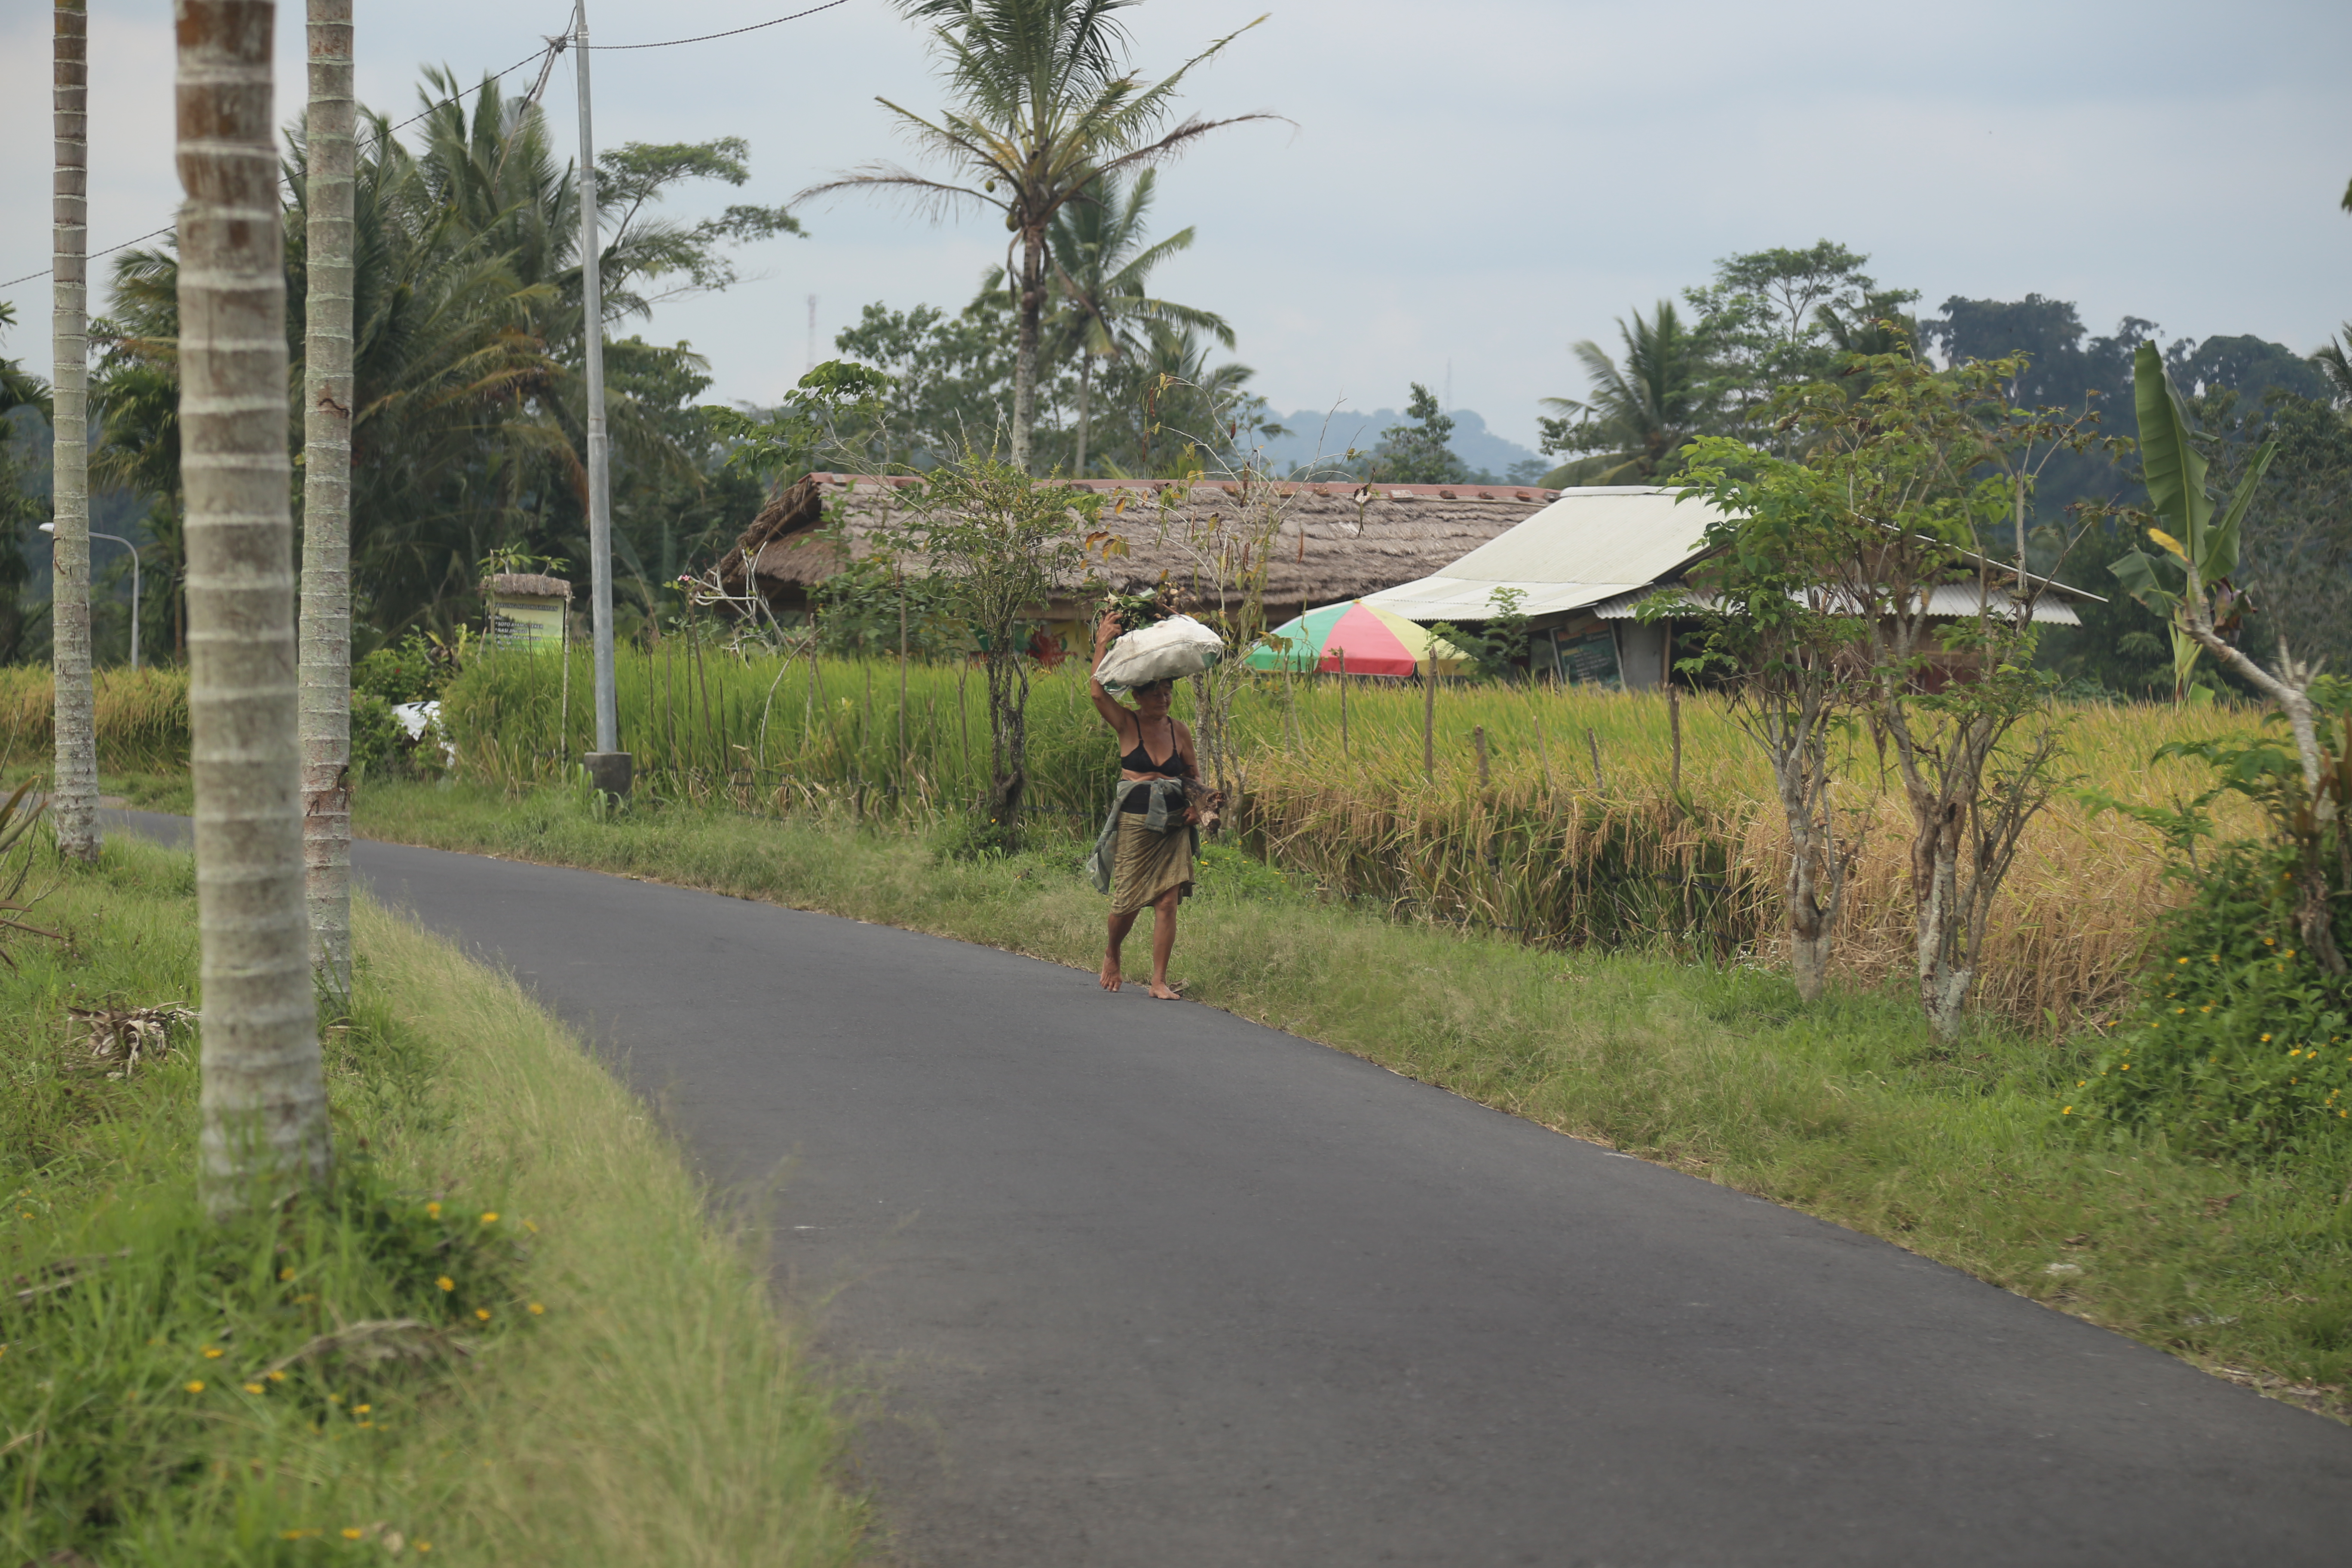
[1094,615,1225,690]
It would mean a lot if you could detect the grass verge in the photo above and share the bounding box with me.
[1,831,865,1563]
[353,777,2352,1419]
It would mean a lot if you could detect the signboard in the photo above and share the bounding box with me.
[489,596,566,651]
[1554,627,1620,688]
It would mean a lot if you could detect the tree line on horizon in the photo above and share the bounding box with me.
[2,40,2346,700]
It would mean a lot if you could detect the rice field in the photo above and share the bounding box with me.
[439,644,2257,1033]
[0,649,2257,1033]
[0,665,192,775]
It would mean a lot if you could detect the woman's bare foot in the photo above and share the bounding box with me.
[1147,980,1182,1000]
[1099,956,1124,992]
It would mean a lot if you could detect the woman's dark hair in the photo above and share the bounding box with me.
[1132,678,1174,698]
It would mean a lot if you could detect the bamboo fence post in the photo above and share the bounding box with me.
[1527,680,1556,801]
[1337,649,1348,760]
[803,637,817,760]
[1473,724,1488,787]
[1668,677,1683,798]
[897,564,909,774]
[1422,664,1436,784]
[1586,726,1606,793]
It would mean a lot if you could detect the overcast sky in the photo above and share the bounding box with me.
[3,0,2347,451]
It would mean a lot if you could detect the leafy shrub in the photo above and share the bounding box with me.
[354,631,462,706]
[2072,840,2351,1153]
[2074,700,2352,1156]
[351,689,407,779]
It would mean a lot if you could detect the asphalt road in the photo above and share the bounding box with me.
[112,812,2352,1565]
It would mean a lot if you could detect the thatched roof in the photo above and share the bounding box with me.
[485,572,574,600]
[717,472,1559,613]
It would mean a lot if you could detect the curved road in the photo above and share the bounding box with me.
[116,814,2352,1565]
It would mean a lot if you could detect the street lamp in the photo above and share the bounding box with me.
[42,521,141,671]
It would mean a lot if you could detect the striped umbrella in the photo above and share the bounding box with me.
[1245,600,1470,677]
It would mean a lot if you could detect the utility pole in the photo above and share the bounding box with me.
[573,0,627,796]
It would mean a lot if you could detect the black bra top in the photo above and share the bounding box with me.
[1121,716,1193,778]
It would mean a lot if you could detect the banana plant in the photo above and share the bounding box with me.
[2110,340,2275,699]
[2112,344,2342,972]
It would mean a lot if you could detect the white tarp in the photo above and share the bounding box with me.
[1360,486,1721,623]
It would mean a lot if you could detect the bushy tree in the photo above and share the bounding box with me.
[1368,383,1467,484]
[0,306,46,665]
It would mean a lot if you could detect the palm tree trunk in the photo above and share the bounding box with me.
[50,0,99,863]
[299,0,355,990]
[178,0,332,1212]
[1011,228,1041,472]
[1075,354,1091,478]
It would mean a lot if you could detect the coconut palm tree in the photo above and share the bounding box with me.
[2314,325,2352,406]
[1538,301,1721,487]
[51,0,98,862]
[1044,168,1230,476]
[177,0,332,1210]
[300,0,356,990]
[799,0,1271,473]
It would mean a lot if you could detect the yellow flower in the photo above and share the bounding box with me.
[268,1369,286,1382]
[201,1346,224,1359]
[280,1529,315,1541]
[343,1528,365,1540]
[527,1302,545,1315]
[475,1308,492,1322]
[243,1382,265,1395]
[480,1212,499,1225]
[2264,936,2276,945]
[2261,1034,2272,1043]
[2062,1106,2073,1115]
[416,1545,432,1555]
[436,1276,454,1292]
[2177,956,2190,965]
[2121,1063,2131,1070]
[2175,1007,2186,1015]
[185,1381,205,1393]
[353,1403,371,1415]
[425,1202,441,1219]
[523,1219,539,1234]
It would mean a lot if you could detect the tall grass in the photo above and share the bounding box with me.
[0,666,191,775]
[0,833,864,1563]
[441,646,2257,1032]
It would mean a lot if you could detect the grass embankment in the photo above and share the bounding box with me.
[352,780,2352,1417]
[441,649,2256,1032]
[1,833,865,1563]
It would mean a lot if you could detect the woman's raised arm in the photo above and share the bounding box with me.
[1087,614,1130,732]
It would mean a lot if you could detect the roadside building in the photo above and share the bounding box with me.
[715,472,1559,658]
[1359,485,2102,689]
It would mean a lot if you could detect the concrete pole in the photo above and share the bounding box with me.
[574,0,628,796]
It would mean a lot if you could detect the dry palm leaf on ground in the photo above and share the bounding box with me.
[67,1004,196,1079]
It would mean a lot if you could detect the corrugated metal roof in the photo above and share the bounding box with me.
[1360,486,1721,622]
[1591,584,2081,626]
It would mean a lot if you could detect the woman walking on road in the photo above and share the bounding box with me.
[1087,614,1199,999]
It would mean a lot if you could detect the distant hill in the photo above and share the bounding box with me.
[1253,405,1544,482]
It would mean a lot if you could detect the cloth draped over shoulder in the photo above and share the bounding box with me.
[1088,778,1197,911]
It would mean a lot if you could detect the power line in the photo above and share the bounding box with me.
[582,0,854,51]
